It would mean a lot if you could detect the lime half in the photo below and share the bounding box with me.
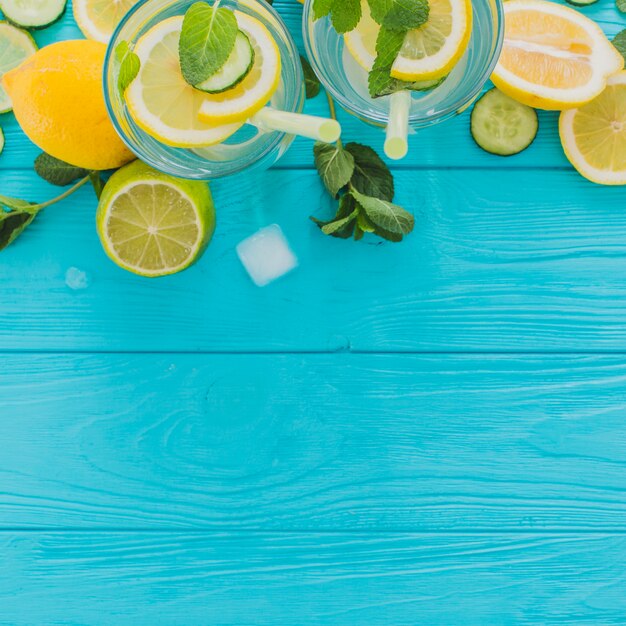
[0,22,37,113]
[96,161,215,277]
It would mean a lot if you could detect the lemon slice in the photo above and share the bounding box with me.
[197,12,281,125]
[492,0,624,110]
[559,71,626,185]
[344,0,472,81]
[0,22,37,114]
[96,161,215,277]
[125,16,242,148]
[73,0,138,44]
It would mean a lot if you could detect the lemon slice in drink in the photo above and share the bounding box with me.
[559,71,626,185]
[197,12,281,125]
[344,0,472,80]
[0,22,37,114]
[492,0,624,110]
[125,16,242,148]
[96,161,215,277]
[73,0,139,44]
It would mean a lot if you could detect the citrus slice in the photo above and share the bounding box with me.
[96,161,215,277]
[197,12,281,125]
[559,71,626,185]
[0,21,37,114]
[491,0,624,110]
[73,0,139,44]
[344,0,472,81]
[125,16,242,148]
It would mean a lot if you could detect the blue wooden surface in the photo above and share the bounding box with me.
[2,1,626,623]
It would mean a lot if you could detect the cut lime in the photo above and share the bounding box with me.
[96,161,215,277]
[0,21,37,113]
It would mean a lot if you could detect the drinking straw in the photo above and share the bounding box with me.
[249,107,341,143]
[384,91,411,160]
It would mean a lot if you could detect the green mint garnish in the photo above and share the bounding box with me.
[618,0,626,13]
[115,41,141,95]
[313,142,356,197]
[179,1,239,87]
[613,29,626,61]
[313,0,362,34]
[368,0,429,30]
[311,130,414,242]
[0,199,38,251]
[34,153,89,187]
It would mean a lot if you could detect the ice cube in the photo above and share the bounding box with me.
[236,224,298,287]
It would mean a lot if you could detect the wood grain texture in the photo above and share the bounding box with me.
[2,532,626,625]
[3,353,626,530]
[0,1,623,171]
[2,169,626,351]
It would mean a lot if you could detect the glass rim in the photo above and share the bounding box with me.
[103,0,305,180]
[302,0,505,126]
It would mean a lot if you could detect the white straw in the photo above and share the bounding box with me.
[384,91,411,160]
[249,107,341,143]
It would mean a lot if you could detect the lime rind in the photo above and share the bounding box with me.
[0,21,37,113]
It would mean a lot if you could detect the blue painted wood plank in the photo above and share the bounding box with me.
[3,353,626,530]
[2,531,626,624]
[0,1,623,170]
[1,169,626,351]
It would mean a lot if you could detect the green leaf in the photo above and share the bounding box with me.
[613,29,626,61]
[115,41,141,94]
[321,208,358,235]
[314,142,356,197]
[313,0,334,19]
[368,26,406,97]
[618,0,626,13]
[0,208,37,251]
[300,54,321,99]
[330,0,362,33]
[310,194,358,239]
[345,142,394,201]
[0,194,35,212]
[34,153,89,187]
[368,0,429,29]
[351,188,414,237]
[179,1,239,86]
[89,172,105,200]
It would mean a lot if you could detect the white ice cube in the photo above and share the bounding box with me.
[236,224,298,287]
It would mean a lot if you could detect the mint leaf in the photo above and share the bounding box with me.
[614,29,626,61]
[179,2,239,86]
[368,0,429,29]
[331,0,362,33]
[115,41,140,94]
[369,26,406,97]
[618,0,626,13]
[311,195,358,239]
[321,208,358,235]
[313,0,334,19]
[300,54,321,99]
[89,172,105,199]
[0,194,35,212]
[314,142,356,197]
[0,207,38,251]
[34,153,89,187]
[351,188,414,238]
[345,142,394,201]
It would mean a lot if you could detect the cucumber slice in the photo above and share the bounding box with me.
[0,21,37,113]
[195,31,255,94]
[0,0,67,29]
[0,125,4,154]
[565,0,598,6]
[470,88,538,156]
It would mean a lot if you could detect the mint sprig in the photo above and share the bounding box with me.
[313,0,362,34]
[368,0,429,30]
[618,0,626,13]
[115,41,141,95]
[613,29,626,61]
[310,95,414,243]
[179,1,239,87]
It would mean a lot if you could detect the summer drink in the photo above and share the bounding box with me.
[105,0,340,179]
[303,0,503,159]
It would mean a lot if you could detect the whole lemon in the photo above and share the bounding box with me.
[2,40,134,170]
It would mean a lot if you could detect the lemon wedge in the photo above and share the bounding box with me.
[344,0,472,81]
[559,71,626,185]
[197,12,281,125]
[492,0,624,110]
[124,16,242,148]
